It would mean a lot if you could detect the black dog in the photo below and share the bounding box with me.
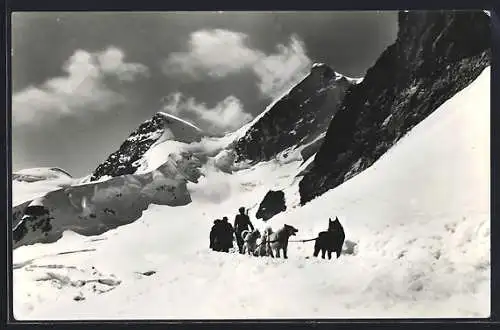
[313,217,345,260]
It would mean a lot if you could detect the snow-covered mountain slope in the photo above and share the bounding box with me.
[13,174,76,207]
[13,167,73,183]
[90,112,203,182]
[299,10,491,204]
[12,152,203,249]
[12,168,79,228]
[13,167,76,206]
[13,67,489,319]
[234,63,361,164]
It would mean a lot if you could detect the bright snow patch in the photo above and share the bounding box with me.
[312,62,327,68]
[296,154,316,177]
[12,179,75,207]
[13,68,489,319]
[133,140,190,174]
[156,112,203,133]
[13,167,72,182]
[12,168,77,207]
[346,76,364,84]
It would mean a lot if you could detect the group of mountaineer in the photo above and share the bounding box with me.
[209,207,254,254]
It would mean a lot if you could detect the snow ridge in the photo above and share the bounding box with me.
[156,112,203,132]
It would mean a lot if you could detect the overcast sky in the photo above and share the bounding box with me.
[12,11,398,177]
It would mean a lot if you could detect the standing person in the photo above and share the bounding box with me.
[209,219,223,252]
[219,216,234,253]
[234,207,254,254]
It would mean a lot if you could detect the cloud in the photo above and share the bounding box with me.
[252,36,311,99]
[97,47,149,81]
[12,47,149,125]
[164,29,261,78]
[162,92,253,135]
[163,29,312,99]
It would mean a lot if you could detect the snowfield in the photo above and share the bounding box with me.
[13,167,73,182]
[12,67,490,319]
[12,167,77,206]
[12,176,77,207]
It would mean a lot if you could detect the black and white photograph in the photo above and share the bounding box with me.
[11,10,490,319]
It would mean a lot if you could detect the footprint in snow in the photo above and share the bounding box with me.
[73,293,85,301]
[96,278,122,286]
[139,271,156,276]
[86,237,108,243]
[30,264,77,270]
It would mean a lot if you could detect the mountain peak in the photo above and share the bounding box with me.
[311,62,329,69]
[310,62,336,76]
[234,62,359,164]
[310,62,363,85]
[89,111,204,181]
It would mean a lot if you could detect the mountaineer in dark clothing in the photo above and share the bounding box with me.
[219,217,235,252]
[209,219,223,252]
[234,207,254,254]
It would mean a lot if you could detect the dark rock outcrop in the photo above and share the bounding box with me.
[91,113,203,181]
[234,64,359,164]
[13,205,53,244]
[299,10,491,204]
[255,190,287,221]
[13,200,32,228]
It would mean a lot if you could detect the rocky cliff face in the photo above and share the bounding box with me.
[234,64,360,164]
[299,10,490,205]
[90,112,203,181]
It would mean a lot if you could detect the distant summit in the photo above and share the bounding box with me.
[90,112,204,181]
[234,62,362,164]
